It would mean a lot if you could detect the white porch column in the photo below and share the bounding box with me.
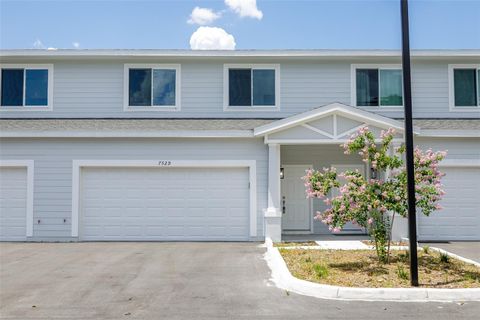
[265,143,282,242]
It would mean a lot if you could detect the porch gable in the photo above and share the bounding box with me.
[254,103,407,144]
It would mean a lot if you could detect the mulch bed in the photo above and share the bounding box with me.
[279,248,480,288]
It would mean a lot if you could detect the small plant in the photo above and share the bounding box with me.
[398,250,409,262]
[439,252,450,264]
[422,246,430,254]
[396,264,409,280]
[464,271,480,283]
[305,257,312,263]
[313,263,329,279]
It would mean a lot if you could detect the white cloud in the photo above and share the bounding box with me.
[33,39,45,49]
[187,7,220,25]
[225,0,263,20]
[189,26,236,50]
[72,42,80,49]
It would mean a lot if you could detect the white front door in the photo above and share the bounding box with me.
[281,165,312,231]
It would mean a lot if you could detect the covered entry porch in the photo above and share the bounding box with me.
[254,103,407,242]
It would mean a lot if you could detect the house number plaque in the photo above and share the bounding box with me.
[158,161,172,166]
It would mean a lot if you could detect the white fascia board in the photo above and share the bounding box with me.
[254,103,408,136]
[1,49,479,58]
[0,130,255,138]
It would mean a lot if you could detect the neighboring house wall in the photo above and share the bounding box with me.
[1,58,479,119]
[0,137,268,240]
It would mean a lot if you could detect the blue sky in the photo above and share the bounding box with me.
[1,0,479,50]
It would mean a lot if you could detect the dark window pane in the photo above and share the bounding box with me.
[229,69,251,106]
[380,69,403,106]
[356,69,378,106]
[253,69,275,106]
[477,69,480,106]
[454,69,477,107]
[25,69,48,106]
[153,69,176,106]
[129,69,151,106]
[1,69,24,106]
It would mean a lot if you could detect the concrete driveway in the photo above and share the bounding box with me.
[0,242,478,320]
[421,242,480,263]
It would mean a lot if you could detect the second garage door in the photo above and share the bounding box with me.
[418,167,480,241]
[80,167,250,241]
[0,167,27,241]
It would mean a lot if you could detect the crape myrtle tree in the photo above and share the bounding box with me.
[302,127,447,263]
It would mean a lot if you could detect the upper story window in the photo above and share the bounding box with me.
[449,64,480,111]
[224,64,280,111]
[124,64,180,111]
[0,64,53,111]
[352,65,403,108]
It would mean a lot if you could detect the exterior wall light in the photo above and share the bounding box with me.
[280,167,284,179]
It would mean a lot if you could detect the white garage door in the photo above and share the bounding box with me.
[418,167,480,241]
[80,167,250,241]
[0,168,27,241]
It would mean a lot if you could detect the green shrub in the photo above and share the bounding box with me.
[439,252,450,264]
[313,263,329,279]
[396,264,409,280]
[422,246,430,254]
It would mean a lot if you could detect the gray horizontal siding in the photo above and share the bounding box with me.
[0,138,268,240]
[415,137,480,160]
[1,57,479,119]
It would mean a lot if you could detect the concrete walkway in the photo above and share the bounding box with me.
[422,242,480,263]
[0,242,478,319]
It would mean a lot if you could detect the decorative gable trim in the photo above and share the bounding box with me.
[254,103,411,144]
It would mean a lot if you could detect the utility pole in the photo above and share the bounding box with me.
[400,0,419,286]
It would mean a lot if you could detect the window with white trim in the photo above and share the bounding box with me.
[353,66,403,108]
[0,65,53,109]
[224,64,279,110]
[451,66,480,108]
[124,64,180,111]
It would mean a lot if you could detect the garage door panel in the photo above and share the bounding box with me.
[418,167,480,241]
[80,167,250,241]
[0,168,28,241]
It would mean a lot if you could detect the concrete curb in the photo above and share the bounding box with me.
[264,244,480,302]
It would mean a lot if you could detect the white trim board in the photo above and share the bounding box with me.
[0,160,34,237]
[0,130,255,138]
[71,160,257,239]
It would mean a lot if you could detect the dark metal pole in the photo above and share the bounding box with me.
[401,0,419,287]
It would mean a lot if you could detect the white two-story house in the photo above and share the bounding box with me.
[0,49,478,243]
